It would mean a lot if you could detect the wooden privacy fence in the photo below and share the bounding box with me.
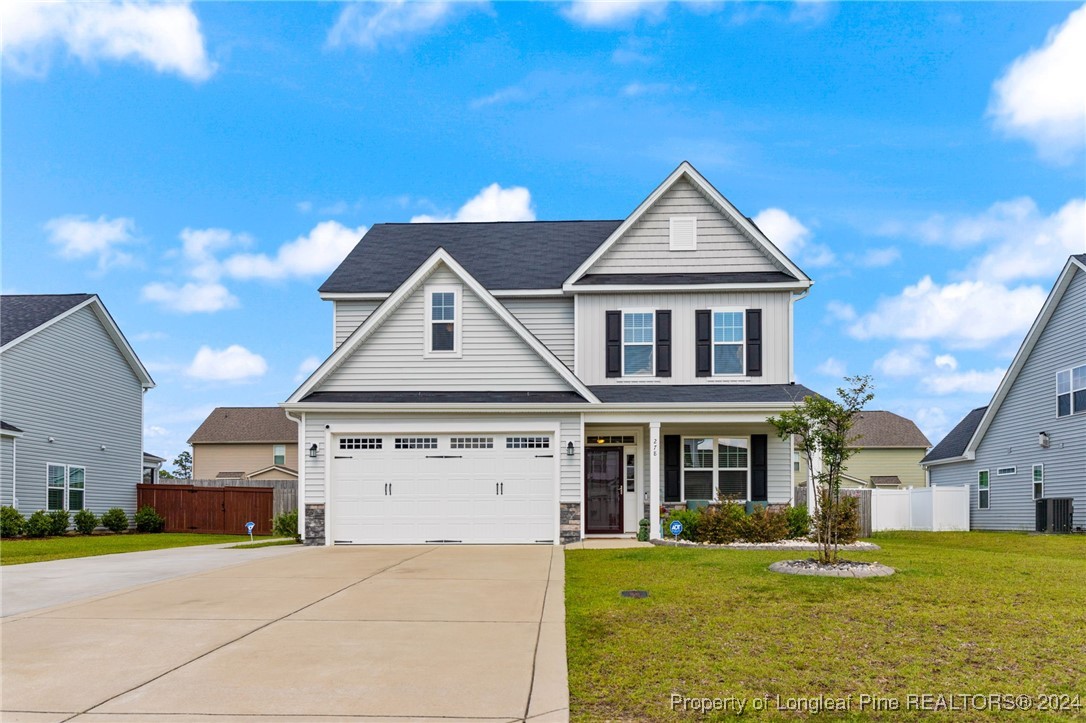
[839,489,873,538]
[188,478,297,520]
[137,483,273,535]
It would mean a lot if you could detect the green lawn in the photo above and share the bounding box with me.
[0,533,252,565]
[566,532,1086,721]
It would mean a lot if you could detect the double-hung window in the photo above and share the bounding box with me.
[623,312,654,376]
[978,470,990,510]
[273,444,286,465]
[712,310,744,375]
[1032,464,1044,500]
[681,437,749,501]
[1056,364,1085,417]
[426,285,461,356]
[47,464,85,511]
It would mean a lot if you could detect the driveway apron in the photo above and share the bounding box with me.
[0,544,568,723]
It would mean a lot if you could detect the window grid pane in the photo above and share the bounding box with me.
[394,437,438,449]
[683,438,714,469]
[622,313,653,343]
[450,437,494,449]
[506,436,549,449]
[1033,465,1044,482]
[431,292,455,321]
[713,312,744,343]
[718,439,748,469]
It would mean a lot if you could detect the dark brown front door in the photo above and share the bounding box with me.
[585,447,623,534]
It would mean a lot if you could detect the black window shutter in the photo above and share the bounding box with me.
[655,310,671,377]
[605,311,622,378]
[664,435,681,502]
[695,310,711,377]
[751,434,768,502]
[746,309,762,377]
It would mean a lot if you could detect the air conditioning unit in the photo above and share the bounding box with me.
[1036,498,1074,533]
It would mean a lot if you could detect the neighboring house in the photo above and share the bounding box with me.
[283,162,821,545]
[188,407,299,481]
[842,411,930,488]
[922,255,1086,532]
[142,452,166,484]
[0,294,154,516]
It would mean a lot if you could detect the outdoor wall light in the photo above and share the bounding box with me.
[1038,431,1050,448]
[100,444,107,451]
[48,437,55,443]
[309,443,319,458]
[566,441,574,457]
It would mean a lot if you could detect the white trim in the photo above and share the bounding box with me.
[977,468,990,510]
[569,281,812,294]
[45,462,86,512]
[563,161,811,287]
[0,427,24,438]
[678,435,751,502]
[573,294,580,379]
[620,309,656,378]
[1032,463,1044,500]
[996,466,1017,476]
[710,307,746,377]
[287,248,600,404]
[1,296,155,389]
[1056,363,1086,417]
[423,283,463,358]
[648,421,661,540]
[669,215,697,251]
[245,463,297,479]
[321,288,568,301]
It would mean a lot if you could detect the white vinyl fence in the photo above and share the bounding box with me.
[870,485,970,532]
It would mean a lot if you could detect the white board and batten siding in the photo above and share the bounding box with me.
[577,291,792,385]
[0,306,143,513]
[587,178,785,275]
[319,266,572,392]
[929,266,1086,530]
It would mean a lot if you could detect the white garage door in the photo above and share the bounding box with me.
[329,433,556,544]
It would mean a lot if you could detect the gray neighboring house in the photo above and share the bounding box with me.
[0,294,154,516]
[922,255,1086,532]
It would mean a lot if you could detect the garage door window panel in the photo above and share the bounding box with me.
[395,437,438,450]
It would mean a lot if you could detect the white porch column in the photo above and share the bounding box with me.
[649,421,662,540]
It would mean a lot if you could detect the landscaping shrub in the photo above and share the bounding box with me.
[814,495,860,545]
[100,507,129,533]
[47,509,71,536]
[25,510,53,538]
[696,500,745,544]
[73,509,99,535]
[272,510,299,540]
[786,504,810,540]
[663,508,701,541]
[135,505,165,533]
[1,506,26,538]
[737,505,790,543]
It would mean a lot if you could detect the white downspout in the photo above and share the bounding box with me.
[12,438,17,510]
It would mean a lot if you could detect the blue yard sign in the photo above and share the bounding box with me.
[669,520,684,538]
[245,521,255,542]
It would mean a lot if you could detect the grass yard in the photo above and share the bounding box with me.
[566,532,1086,721]
[0,533,252,565]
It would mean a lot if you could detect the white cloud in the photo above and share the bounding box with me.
[45,214,137,270]
[133,330,168,341]
[411,184,536,223]
[296,201,313,214]
[622,81,685,97]
[222,221,366,281]
[327,1,476,50]
[295,355,322,383]
[857,247,900,268]
[934,354,958,371]
[142,281,238,314]
[562,1,667,27]
[874,345,930,378]
[752,207,835,267]
[922,368,1006,395]
[185,344,267,382]
[912,405,950,443]
[2,1,215,81]
[825,300,856,322]
[848,276,1048,349]
[145,425,168,438]
[989,4,1086,163]
[816,357,846,377]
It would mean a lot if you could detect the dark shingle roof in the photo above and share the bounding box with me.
[188,407,298,444]
[1,294,93,346]
[1074,254,1086,264]
[320,221,623,293]
[574,271,798,286]
[848,411,931,448]
[870,475,903,487]
[922,406,988,464]
[299,391,587,404]
[589,384,821,404]
[1,421,23,433]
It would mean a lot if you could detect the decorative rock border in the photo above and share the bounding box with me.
[650,538,880,552]
[769,559,895,578]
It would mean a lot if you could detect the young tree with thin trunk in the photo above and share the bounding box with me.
[769,375,874,564]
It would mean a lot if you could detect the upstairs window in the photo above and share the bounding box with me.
[1056,364,1085,417]
[623,312,654,376]
[425,285,461,356]
[713,310,745,375]
[669,216,697,251]
[273,444,286,465]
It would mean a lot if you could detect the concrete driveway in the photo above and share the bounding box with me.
[1,545,568,722]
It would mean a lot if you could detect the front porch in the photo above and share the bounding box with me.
[581,418,807,541]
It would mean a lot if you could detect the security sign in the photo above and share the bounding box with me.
[668,520,684,537]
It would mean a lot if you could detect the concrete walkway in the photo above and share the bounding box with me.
[1,545,568,722]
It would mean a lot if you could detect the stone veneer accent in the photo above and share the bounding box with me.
[304,503,325,546]
[560,502,581,544]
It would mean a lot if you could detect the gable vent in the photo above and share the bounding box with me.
[669,216,697,251]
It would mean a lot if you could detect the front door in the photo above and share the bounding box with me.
[585,447,623,534]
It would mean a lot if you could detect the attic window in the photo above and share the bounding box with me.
[669,216,697,251]
[424,284,462,358]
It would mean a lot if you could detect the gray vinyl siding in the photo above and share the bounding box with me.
[929,266,1086,530]
[317,266,573,392]
[500,297,574,369]
[0,306,143,515]
[588,178,783,275]
[0,437,13,506]
[333,300,380,348]
[302,412,582,505]
[577,290,792,385]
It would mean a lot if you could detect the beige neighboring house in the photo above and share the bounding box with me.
[796,410,931,490]
[188,407,298,482]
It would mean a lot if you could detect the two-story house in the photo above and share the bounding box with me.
[283,162,817,545]
[922,255,1085,532]
[189,407,299,482]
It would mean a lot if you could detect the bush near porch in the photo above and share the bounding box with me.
[566,531,1086,722]
[662,502,822,544]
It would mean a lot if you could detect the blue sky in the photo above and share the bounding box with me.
[3,1,1084,467]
